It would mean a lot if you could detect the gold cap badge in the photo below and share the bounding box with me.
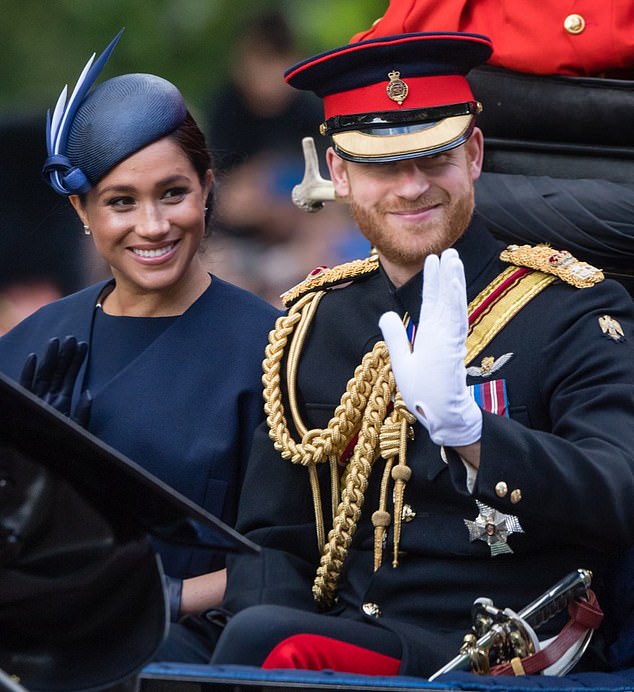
[386,70,408,105]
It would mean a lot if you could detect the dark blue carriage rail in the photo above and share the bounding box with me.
[139,663,634,692]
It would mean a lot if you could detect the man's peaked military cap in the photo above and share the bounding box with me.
[285,32,493,163]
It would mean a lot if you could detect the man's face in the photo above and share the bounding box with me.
[327,128,483,285]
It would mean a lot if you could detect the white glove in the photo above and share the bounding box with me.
[379,249,482,447]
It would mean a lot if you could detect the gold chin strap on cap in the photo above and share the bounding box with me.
[332,114,473,160]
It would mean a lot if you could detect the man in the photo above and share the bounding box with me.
[350,0,634,298]
[208,32,634,678]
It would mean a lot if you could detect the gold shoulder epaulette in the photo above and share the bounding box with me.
[500,244,604,289]
[281,255,379,307]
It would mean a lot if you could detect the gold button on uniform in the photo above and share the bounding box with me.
[510,488,522,504]
[495,481,508,498]
[564,14,586,34]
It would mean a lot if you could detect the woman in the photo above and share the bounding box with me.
[0,32,280,633]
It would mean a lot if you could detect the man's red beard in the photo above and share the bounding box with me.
[348,186,475,268]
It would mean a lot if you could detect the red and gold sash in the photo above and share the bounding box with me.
[466,266,555,365]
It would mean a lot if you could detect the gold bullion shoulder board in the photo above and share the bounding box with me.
[281,254,380,307]
[500,244,604,288]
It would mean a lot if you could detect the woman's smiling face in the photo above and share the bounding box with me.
[70,136,212,309]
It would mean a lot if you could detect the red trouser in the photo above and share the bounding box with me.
[263,633,401,675]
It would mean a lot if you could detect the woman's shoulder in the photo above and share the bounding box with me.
[209,276,281,320]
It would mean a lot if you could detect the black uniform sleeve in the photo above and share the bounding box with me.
[223,421,324,615]
[465,279,634,546]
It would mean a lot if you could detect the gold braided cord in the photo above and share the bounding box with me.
[390,400,415,568]
[312,350,394,607]
[286,290,325,438]
[263,293,329,549]
[263,261,558,606]
[263,294,393,555]
[372,396,415,571]
[283,290,340,525]
[306,464,326,552]
[264,293,374,467]
[373,408,400,572]
[329,458,340,523]
[372,463,393,573]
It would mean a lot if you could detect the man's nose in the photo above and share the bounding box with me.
[394,159,432,199]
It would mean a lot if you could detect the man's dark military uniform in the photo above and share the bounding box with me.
[220,218,634,677]
[208,27,634,679]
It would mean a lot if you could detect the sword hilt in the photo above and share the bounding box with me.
[428,568,593,681]
[521,568,592,630]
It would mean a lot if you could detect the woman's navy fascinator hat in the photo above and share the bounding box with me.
[43,30,187,196]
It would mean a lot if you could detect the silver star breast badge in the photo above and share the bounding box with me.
[464,500,524,556]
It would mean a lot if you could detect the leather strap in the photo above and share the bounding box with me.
[490,590,603,676]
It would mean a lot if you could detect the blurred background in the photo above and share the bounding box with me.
[0,0,386,330]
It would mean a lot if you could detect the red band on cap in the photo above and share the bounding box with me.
[323,74,473,120]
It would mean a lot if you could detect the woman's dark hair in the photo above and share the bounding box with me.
[169,112,215,219]
[170,112,213,183]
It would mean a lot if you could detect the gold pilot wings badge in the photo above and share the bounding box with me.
[466,353,513,378]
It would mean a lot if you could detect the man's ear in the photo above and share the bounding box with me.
[326,146,350,198]
[465,127,484,182]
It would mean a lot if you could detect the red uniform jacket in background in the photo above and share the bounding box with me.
[351,0,634,77]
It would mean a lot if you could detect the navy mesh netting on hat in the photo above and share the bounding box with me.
[66,73,187,186]
[42,30,187,196]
